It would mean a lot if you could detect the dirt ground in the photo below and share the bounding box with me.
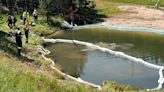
[106,5,164,30]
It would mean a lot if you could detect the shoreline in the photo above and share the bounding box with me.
[69,22,164,34]
[37,42,102,90]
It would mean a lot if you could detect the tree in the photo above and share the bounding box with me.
[39,0,52,24]
[1,0,16,12]
[1,0,38,13]
[1,0,103,24]
[16,0,38,13]
[38,0,103,24]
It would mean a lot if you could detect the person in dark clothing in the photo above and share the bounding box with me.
[24,25,29,43]
[12,16,17,27]
[8,16,13,29]
[15,26,22,56]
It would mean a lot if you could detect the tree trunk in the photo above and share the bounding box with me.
[156,0,160,9]
[45,0,49,24]
[46,11,49,24]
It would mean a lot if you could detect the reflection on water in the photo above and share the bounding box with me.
[49,28,164,65]
[81,51,159,88]
[46,43,86,77]
[46,28,164,88]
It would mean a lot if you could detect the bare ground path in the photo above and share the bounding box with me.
[106,5,164,30]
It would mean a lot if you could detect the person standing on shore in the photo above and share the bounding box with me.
[32,9,38,24]
[23,10,29,25]
[24,25,30,43]
[12,16,17,27]
[69,5,78,26]
[15,26,22,56]
[7,15,13,29]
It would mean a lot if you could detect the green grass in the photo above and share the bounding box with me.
[0,13,63,53]
[95,0,164,18]
[0,13,62,36]
[30,16,63,36]
[95,0,121,16]
[95,0,164,16]
[0,52,57,92]
[103,0,164,6]
[0,52,100,92]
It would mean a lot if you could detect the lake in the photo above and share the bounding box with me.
[46,28,164,88]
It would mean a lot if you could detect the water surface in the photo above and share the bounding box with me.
[46,28,164,88]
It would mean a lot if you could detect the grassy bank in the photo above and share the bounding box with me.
[0,51,102,92]
[0,14,62,36]
[95,0,121,16]
[0,51,143,92]
[0,51,57,92]
[0,14,100,92]
[95,0,164,16]
[101,0,164,6]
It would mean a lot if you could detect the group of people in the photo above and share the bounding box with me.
[7,9,37,56]
[6,6,78,56]
[20,9,38,25]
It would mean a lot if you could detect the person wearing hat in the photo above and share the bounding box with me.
[15,26,22,56]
